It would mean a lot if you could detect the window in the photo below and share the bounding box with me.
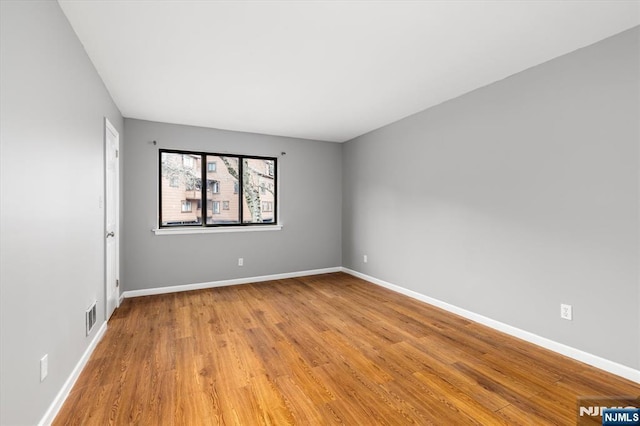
[160,150,277,227]
[208,180,220,194]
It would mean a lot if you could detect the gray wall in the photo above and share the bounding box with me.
[343,27,639,369]
[123,119,342,291]
[0,1,124,424]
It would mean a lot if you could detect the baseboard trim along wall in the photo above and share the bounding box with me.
[39,322,108,426]
[341,268,640,384]
[121,267,343,299]
[38,266,638,425]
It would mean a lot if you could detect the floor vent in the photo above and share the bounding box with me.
[86,302,97,335]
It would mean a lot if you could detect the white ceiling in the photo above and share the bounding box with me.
[58,0,639,143]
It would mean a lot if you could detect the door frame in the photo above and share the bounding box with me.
[104,117,120,319]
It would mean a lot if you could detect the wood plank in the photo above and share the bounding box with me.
[53,272,640,425]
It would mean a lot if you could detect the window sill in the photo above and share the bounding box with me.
[152,224,283,236]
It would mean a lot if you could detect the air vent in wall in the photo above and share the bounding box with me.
[86,302,97,336]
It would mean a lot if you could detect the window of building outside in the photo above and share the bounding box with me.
[159,150,277,227]
[208,180,220,194]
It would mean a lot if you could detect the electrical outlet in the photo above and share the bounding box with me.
[238,258,243,267]
[560,304,572,321]
[40,354,48,382]
[363,255,368,263]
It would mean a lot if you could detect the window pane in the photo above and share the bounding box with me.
[242,158,276,223]
[160,152,202,226]
[207,180,220,193]
[160,150,277,228]
[206,155,240,225]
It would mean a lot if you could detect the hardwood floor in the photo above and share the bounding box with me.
[54,272,639,425]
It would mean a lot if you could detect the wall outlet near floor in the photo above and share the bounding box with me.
[238,258,244,267]
[560,304,572,320]
[40,354,48,382]
[363,254,368,263]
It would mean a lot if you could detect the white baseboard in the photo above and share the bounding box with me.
[341,268,640,384]
[122,267,342,299]
[38,321,108,426]
[36,266,638,426]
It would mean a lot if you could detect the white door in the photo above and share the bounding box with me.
[105,118,120,319]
